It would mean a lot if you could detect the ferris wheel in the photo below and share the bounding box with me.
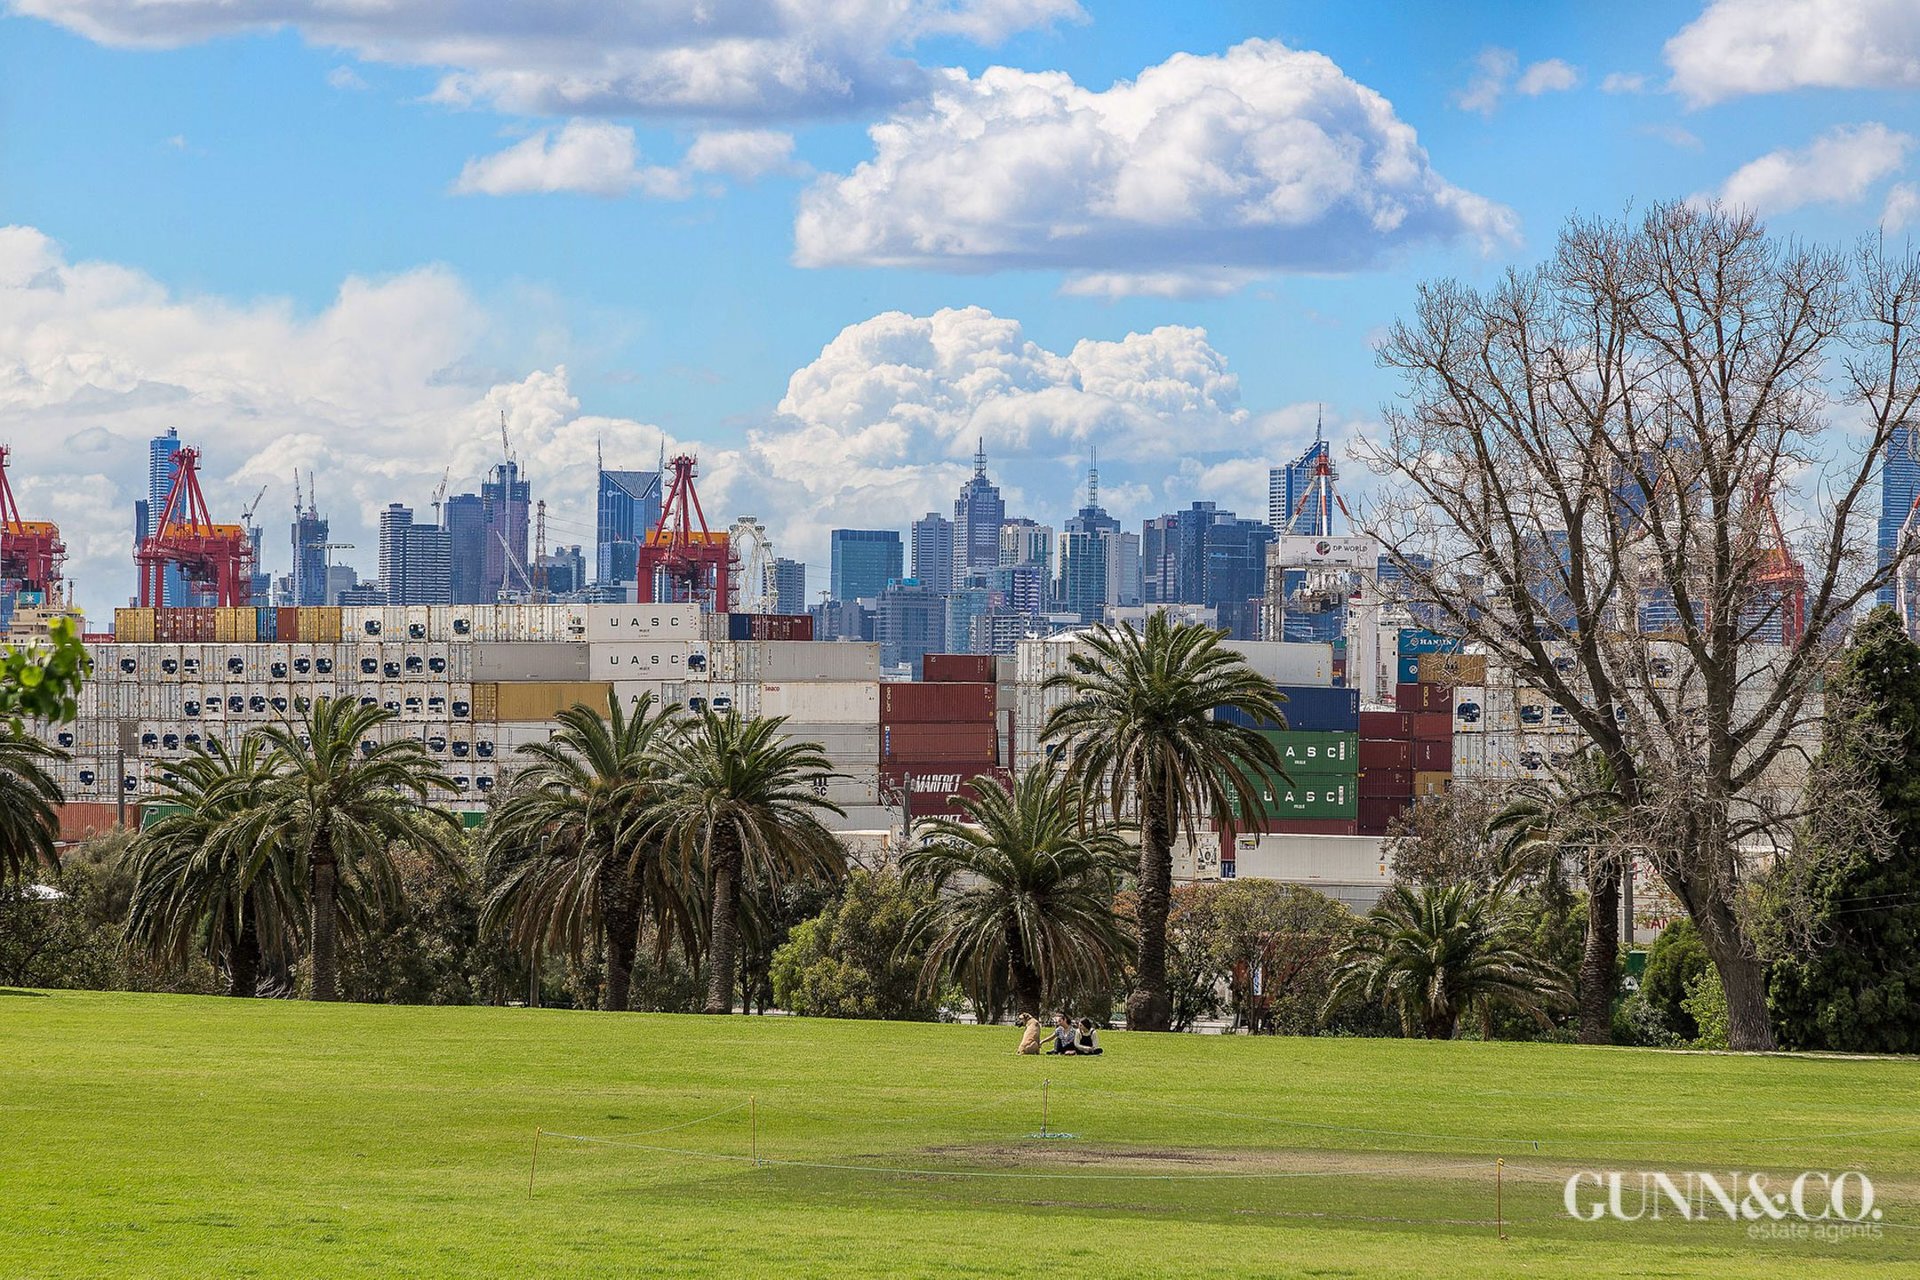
[729,516,775,614]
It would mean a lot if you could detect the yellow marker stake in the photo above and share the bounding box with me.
[1496,1157,1507,1241]
[529,1127,542,1198]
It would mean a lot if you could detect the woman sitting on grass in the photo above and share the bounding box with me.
[1047,1014,1079,1055]
[1076,1018,1102,1056]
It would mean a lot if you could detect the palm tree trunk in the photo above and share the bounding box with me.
[1578,860,1620,1045]
[310,852,339,1002]
[703,832,741,1015]
[1423,1011,1457,1040]
[1007,925,1043,1018]
[228,907,261,998]
[602,868,640,1012]
[1127,780,1174,1032]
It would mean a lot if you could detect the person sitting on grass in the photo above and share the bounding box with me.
[1017,1014,1044,1055]
[1047,1013,1079,1055]
[1076,1018,1102,1056]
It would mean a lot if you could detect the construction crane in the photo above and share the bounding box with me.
[135,447,254,607]
[637,454,729,608]
[240,484,269,535]
[0,446,66,603]
[430,466,451,524]
[532,499,547,602]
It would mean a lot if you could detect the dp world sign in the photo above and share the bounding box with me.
[1273,535,1379,568]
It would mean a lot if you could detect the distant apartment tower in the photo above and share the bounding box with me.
[945,584,992,655]
[768,556,806,615]
[952,440,1005,584]
[829,529,903,602]
[597,467,662,588]
[911,512,955,593]
[1880,422,1919,613]
[444,492,488,604]
[482,459,531,600]
[876,578,946,676]
[291,497,330,607]
[378,504,452,605]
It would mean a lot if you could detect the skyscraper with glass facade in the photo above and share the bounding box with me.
[830,529,903,602]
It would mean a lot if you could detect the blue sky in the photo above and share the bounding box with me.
[2,0,1916,618]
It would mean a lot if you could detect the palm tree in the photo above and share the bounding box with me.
[649,710,846,1014]
[1489,750,1624,1044]
[126,739,303,996]
[1325,881,1572,1040]
[902,764,1135,1019]
[481,693,690,1011]
[233,698,460,1001]
[0,731,63,885]
[1042,614,1288,1030]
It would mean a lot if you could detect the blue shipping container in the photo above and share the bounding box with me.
[1398,628,1462,657]
[255,607,278,641]
[1397,655,1421,684]
[1216,685,1360,732]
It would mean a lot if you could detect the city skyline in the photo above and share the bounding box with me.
[3,2,1914,621]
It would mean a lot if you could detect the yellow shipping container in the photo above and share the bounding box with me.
[493,681,613,722]
[212,606,251,643]
[471,682,498,722]
[114,608,156,643]
[297,606,342,643]
[1413,770,1453,797]
[1418,653,1488,686]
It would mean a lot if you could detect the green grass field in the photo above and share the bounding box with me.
[3,991,1917,1278]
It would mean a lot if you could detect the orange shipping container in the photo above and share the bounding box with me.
[1418,653,1488,685]
[493,681,614,722]
[1413,770,1453,797]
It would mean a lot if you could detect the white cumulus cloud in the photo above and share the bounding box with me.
[12,0,1085,121]
[1666,0,1920,105]
[1515,58,1581,96]
[1456,48,1581,115]
[795,39,1516,297]
[685,129,805,179]
[453,121,690,198]
[1886,184,1920,234]
[1699,123,1912,216]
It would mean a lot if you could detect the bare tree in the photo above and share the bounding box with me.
[1360,203,1920,1050]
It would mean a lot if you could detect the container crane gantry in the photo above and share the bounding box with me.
[637,454,730,608]
[135,447,254,607]
[0,445,66,601]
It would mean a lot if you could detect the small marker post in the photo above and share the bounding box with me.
[1041,1080,1050,1139]
[1496,1157,1506,1241]
[751,1096,758,1168]
[529,1127,542,1198]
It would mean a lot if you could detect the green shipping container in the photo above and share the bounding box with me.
[1259,730,1359,774]
[1230,773,1358,821]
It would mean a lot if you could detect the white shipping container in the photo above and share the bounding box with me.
[575,603,703,643]
[1227,833,1389,886]
[1224,641,1336,689]
[749,641,881,683]
[470,643,592,682]
[757,681,880,725]
[588,641,706,677]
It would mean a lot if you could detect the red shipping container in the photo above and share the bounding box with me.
[922,654,995,683]
[1358,794,1412,835]
[1233,818,1362,836]
[1414,739,1452,771]
[880,681,995,724]
[56,802,135,843]
[1358,768,1414,797]
[1411,712,1453,741]
[882,764,1011,815]
[276,606,301,642]
[881,723,999,762]
[1359,711,1413,739]
[1394,683,1453,712]
[1358,738,1412,769]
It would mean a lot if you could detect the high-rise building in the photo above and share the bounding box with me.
[143,428,191,604]
[482,460,531,601]
[378,503,452,605]
[993,563,1046,616]
[1271,426,1335,536]
[537,545,588,596]
[811,597,873,642]
[999,518,1052,574]
[1200,515,1272,639]
[876,578,946,676]
[769,557,806,615]
[291,495,330,607]
[444,493,488,604]
[1059,463,1120,624]
[597,467,662,588]
[944,585,992,655]
[829,529,903,602]
[1107,529,1143,609]
[911,512,955,593]
[953,440,1005,585]
[1880,422,1919,611]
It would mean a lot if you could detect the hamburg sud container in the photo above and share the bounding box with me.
[880,682,994,724]
[1395,683,1453,713]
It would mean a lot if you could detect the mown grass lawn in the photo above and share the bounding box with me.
[2,990,1916,1278]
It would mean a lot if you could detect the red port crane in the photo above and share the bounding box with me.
[0,446,65,599]
[636,454,730,608]
[1747,475,1807,646]
[135,447,254,606]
